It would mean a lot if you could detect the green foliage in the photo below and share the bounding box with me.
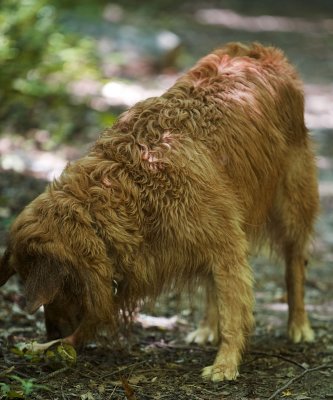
[0,376,49,398]
[0,383,13,398]
[0,0,105,142]
[0,342,76,398]
[0,0,57,113]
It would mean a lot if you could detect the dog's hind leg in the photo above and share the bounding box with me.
[186,279,219,345]
[201,231,254,382]
[269,147,319,343]
[284,246,315,343]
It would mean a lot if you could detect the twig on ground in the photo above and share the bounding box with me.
[37,367,70,382]
[151,341,217,353]
[191,394,205,400]
[76,370,100,380]
[60,382,66,400]
[249,351,307,369]
[267,364,333,400]
[109,385,118,398]
[100,360,147,379]
[0,366,15,377]
[188,385,229,397]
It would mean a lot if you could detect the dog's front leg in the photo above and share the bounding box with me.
[202,252,254,382]
[28,317,96,353]
[61,318,98,348]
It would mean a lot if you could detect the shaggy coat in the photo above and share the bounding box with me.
[0,43,319,381]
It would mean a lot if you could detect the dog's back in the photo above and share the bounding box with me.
[92,42,316,250]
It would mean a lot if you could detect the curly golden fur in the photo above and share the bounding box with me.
[0,42,319,381]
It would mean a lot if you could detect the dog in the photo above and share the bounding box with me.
[0,42,319,381]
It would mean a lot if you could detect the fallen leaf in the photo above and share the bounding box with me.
[5,390,25,399]
[127,375,146,385]
[98,385,106,394]
[111,374,146,386]
[121,377,137,400]
[80,392,95,400]
[286,367,295,378]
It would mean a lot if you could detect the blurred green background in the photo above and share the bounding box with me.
[1,0,333,146]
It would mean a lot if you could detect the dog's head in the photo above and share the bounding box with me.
[0,228,84,339]
[0,194,119,340]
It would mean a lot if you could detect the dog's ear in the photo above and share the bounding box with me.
[24,257,67,314]
[0,249,15,286]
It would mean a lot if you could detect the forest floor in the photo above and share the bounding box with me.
[0,249,333,400]
[1,1,333,399]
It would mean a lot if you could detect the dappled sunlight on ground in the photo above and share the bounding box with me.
[101,80,165,107]
[195,8,333,33]
[0,135,84,180]
[305,84,333,129]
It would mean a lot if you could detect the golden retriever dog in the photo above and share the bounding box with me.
[0,42,319,381]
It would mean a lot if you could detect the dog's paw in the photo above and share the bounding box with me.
[186,326,218,345]
[202,364,239,382]
[288,321,314,343]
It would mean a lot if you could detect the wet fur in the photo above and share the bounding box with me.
[0,42,319,381]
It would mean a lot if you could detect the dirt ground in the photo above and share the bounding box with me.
[1,1,333,399]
